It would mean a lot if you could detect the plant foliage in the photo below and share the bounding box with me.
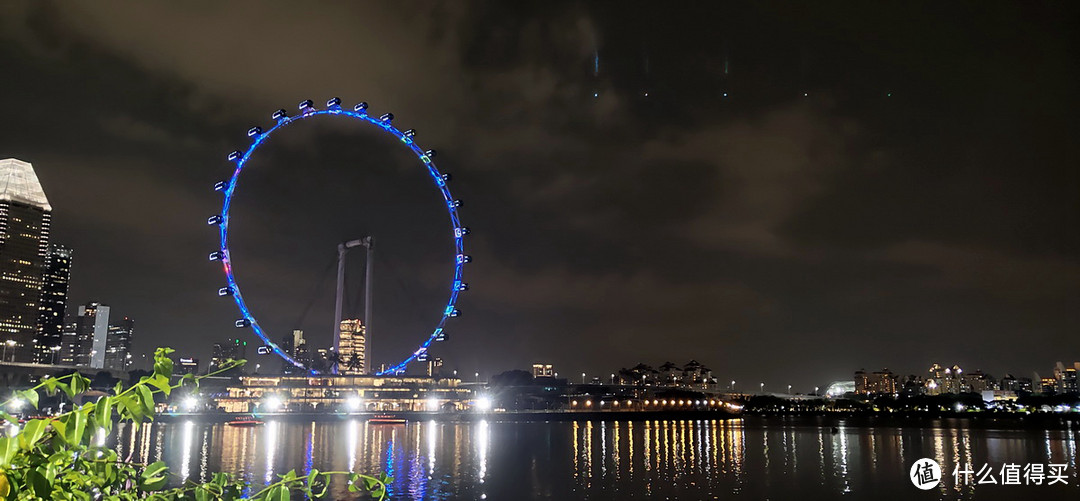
[0,348,389,500]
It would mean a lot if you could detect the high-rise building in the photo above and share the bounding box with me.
[34,243,71,363]
[427,357,444,377]
[104,316,134,371]
[177,357,199,375]
[281,329,311,374]
[337,319,366,375]
[64,302,110,368]
[210,338,247,374]
[0,159,52,362]
[58,322,76,365]
[854,368,898,395]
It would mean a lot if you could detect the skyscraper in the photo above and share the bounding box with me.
[35,243,71,363]
[0,158,52,362]
[210,338,247,374]
[63,302,110,369]
[337,319,366,375]
[104,316,134,371]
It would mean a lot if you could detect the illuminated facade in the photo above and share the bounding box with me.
[34,243,71,363]
[62,302,110,369]
[215,375,471,413]
[209,338,247,374]
[854,368,898,395]
[337,319,365,375]
[533,362,557,377]
[103,316,134,371]
[0,158,52,362]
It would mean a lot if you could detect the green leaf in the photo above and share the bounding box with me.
[114,381,123,396]
[0,411,16,425]
[70,374,90,396]
[16,388,40,409]
[27,467,50,496]
[118,395,145,423]
[18,418,48,450]
[94,395,113,433]
[0,436,17,467]
[43,376,58,396]
[148,374,172,396]
[139,461,169,491]
[137,385,156,417]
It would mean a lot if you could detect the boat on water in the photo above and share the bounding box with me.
[367,414,407,424]
[227,416,265,427]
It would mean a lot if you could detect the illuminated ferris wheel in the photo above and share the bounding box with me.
[208,98,469,375]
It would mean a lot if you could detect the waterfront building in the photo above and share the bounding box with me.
[962,370,995,393]
[532,363,554,378]
[337,319,365,375]
[427,357,443,377]
[926,363,964,394]
[34,243,71,363]
[0,159,52,362]
[62,302,109,369]
[215,374,471,413]
[103,316,134,371]
[824,380,855,398]
[854,368,897,395]
[1039,377,1057,395]
[209,338,247,374]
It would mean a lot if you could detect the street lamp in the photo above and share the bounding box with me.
[49,345,61,365]
[731,380,736,391]
[760,382,764,393]
[475,371,479,383]
[814,386,820,396]
[581,372,586,385]
[788,384,792,394]
[611,373,615,385]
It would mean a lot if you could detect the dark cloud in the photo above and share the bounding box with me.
[0,1,1076,386]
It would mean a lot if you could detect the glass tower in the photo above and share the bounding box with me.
[0,158,52,362]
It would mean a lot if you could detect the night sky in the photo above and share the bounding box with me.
[1,2,1077,388]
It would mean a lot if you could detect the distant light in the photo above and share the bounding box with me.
[475,396,492,411]
[803,93,808,97]
[644,92,649,97]
[263,395,283,411]
[182,396,198,412]
[722,93,728,97]
[426,397,441,412]
[346,395,362,412]
[593,93,599,98]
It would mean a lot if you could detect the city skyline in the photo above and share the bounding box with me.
[0,2,1076,385]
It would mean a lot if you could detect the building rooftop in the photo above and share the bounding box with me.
[0,158,51,210]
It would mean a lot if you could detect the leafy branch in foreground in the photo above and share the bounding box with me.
[0,347,390,500]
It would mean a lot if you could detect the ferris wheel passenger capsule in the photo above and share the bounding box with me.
[449,199,462,208]
[208,251,225,261]
[299,99,314,110]
[354,102,368,113]
[403,129,416,138]
[247,126,263,137]
[441,173,451,182]
[456,254,472,264]
[271,109,288,120]
[235,319,251,328]
[425,149,437,158]
[213,181,228,192]
[217,286,233,296]
[207,215,223,225]
[227,150,242,162]
[326,97,342,107]
[379,113,394,123]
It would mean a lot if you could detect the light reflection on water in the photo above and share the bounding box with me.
[108,417,1079,500]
